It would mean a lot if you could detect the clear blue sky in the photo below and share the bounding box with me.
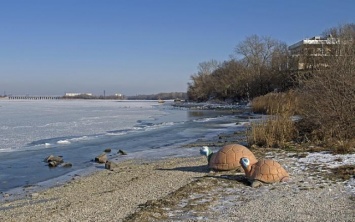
[0,0,354,96]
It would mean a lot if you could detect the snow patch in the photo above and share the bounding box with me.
[298,152,355,168]
[298,152,355,196]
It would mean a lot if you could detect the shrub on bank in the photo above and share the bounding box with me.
[296,69,355,152]
[249,73,354,152]
[247,91,299,148]
[294,25,355,153]
[247,24,355,153]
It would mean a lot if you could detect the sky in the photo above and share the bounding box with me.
[0,0,354,96]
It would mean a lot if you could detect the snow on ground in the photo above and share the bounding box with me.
[297,151,355,196]
[298,151,355,168]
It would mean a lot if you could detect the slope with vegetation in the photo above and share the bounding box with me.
[187,24,355,153]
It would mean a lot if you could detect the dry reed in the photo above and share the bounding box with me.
[247,91,299,148]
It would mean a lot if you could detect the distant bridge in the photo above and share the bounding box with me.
[7,96,63,100]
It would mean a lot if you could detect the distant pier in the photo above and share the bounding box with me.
[7,96,62,100]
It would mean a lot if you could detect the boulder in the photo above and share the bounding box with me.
[44,155,54,162]
[104,148,111,153]
[44,155,63,163]
[95,153,107,163]
[105,161,118,171]
[48,161,60,167]
[44,155,64,167]
[118,149,127,155]
[61,162,73,168]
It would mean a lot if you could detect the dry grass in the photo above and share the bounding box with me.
[248,85,355,153]
[250,90,299,115]
[247,115,298,148]
[247,91,299,148]
[327,139,355,154]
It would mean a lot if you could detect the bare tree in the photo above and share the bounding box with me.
[197,60,220,76]
[234,35,288,96]
[209,60,247,101]
[235,35,277,68]
[187,36,290,102]
[187,60,220,101]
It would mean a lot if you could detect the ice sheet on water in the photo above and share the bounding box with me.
[0,100,165,152]
[193,117,217,122]
[57,140,71,145]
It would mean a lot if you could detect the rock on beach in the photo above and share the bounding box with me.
[94,153,107,163]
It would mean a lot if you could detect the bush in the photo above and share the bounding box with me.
[295,29,355,152]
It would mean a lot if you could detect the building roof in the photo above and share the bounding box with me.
[288,36,338,50]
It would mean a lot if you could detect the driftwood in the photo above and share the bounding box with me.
[118,149,127,155]
[95,153,107,163]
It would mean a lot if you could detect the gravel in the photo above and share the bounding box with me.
[0,157,208,221]
[0,149,354,222]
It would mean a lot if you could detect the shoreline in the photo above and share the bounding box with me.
[0,103,354,221]
[0,156,209,221]
[0,104,253,200]
[0,100,252,195]
[1,129,354,221]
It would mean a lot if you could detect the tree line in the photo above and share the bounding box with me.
[127,92,187,100]
[187,35,291,102]
[187,24,354,104]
